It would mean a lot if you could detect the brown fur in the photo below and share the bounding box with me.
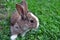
[10,0,39,35]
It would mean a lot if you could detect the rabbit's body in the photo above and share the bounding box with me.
[11,11,39,34]
[11,11,21,25]
[10,0,39,40]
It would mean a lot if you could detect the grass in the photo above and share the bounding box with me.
[0,0,60,40]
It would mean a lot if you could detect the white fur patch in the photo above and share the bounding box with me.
[10,34,17,40]
[29,13,39,28]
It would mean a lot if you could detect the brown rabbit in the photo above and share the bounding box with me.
[10,0,39,40]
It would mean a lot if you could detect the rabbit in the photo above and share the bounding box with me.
[10,0,39,40]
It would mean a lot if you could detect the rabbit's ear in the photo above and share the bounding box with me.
[16,3,28,16]
[16,4,24,15]
[16,4,27,20]
[21,0,28,14]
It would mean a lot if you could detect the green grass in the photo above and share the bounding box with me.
[0,0,60,40]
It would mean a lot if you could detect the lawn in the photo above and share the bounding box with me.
[0,0,60,40]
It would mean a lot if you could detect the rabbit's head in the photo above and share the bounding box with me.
[11,0,39,34]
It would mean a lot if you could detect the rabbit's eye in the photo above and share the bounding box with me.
[30,20,34,23]
[15,26,18,29]
[15,26,19,29]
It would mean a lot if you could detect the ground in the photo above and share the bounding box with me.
[0,0,60,40]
